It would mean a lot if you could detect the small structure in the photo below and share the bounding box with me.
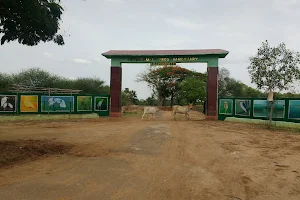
[9,84,82,94]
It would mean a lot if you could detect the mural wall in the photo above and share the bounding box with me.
[235,99,251,116]
[289,100,300,120]
[253,100,285,118]
[77,96,92,111]
[0,93,110,116]
[219,99,233,115]
[219,98,299,123]
[95,97,109,111]
[41,96,74,112]
[20,95,38,112]
[0,95,16,112]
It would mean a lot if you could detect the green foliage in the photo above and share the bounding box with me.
[12,68,59,87]
[218,67,230,97]
[145,95,157,106]
[72,77,109,94]
[248,40,300,126]
[122,88,138,106]
[0,72,12,91]
[178,77,206,104]
[248,40,300,92]
[137,65,206,106]
[0,67,109,94]
[136,66,169,105]
[218,67,265,98]
[0,0,64,46]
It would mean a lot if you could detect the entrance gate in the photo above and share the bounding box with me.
[102,49,229,119]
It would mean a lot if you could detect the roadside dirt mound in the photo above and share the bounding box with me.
[0,140,72,168]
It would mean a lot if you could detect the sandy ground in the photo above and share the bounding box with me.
[0,111,300,200]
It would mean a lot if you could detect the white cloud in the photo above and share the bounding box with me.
[273,0,300,15]
[151,15,158,21]
[73,58,90,64]
[43,52,53,57]
[168,3,175,9]
[127,14,136,19]
[164,18,204,30]
[106,0,124,3]
[151,37,200,49]
[93,58,101,63]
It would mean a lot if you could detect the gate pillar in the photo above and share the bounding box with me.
[206,67,218,119]
[110,66,122,117]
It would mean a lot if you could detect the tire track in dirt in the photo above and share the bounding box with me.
[162,120,193,200]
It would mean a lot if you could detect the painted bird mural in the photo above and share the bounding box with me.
[224,101,228,114]
[240,100,250,114]
[48,97,67,108]
[24,99,36,110]
[1,96,13,110]
[96,100,103,110]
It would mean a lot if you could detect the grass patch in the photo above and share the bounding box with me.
[225,117,300,133]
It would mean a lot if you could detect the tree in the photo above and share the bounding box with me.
[218,67,264,98]
[0,0,64,46]
[248,40,300,125]
[145,95,157,106]
[178,77,206,104]
[0,67,110,94]
[122,88,138,106]
[72,77,109,94]
[12,67,59,87]
[218,67,230,97]
[136,65,170,106]
[0,72,12,91]
[137,65,206,107]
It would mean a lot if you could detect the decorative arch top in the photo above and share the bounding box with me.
[102,49,229,67]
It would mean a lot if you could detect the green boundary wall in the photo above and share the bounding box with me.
[218,97,300,123]
[0,92,110,116]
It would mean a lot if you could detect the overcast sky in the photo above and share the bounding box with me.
[1,0,300,99]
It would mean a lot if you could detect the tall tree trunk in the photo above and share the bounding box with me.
[158,96,164,106]
[170,90,174,108]
[269,101,274,127]
[268,91,274,127]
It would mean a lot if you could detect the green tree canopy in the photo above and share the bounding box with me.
[248,40,300,93]
[137,65,206,107]
[122,88,138,106]
[12,68,59,87]
[248,40,300,125]
[0,72,12,91]
[178,77,206,104]
[0,0,64,45]
[218,67,264,98]
[0,67,109,94]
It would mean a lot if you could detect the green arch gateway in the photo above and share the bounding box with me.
[102,49,229,119]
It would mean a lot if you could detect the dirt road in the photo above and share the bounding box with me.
[0,112,300,200]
